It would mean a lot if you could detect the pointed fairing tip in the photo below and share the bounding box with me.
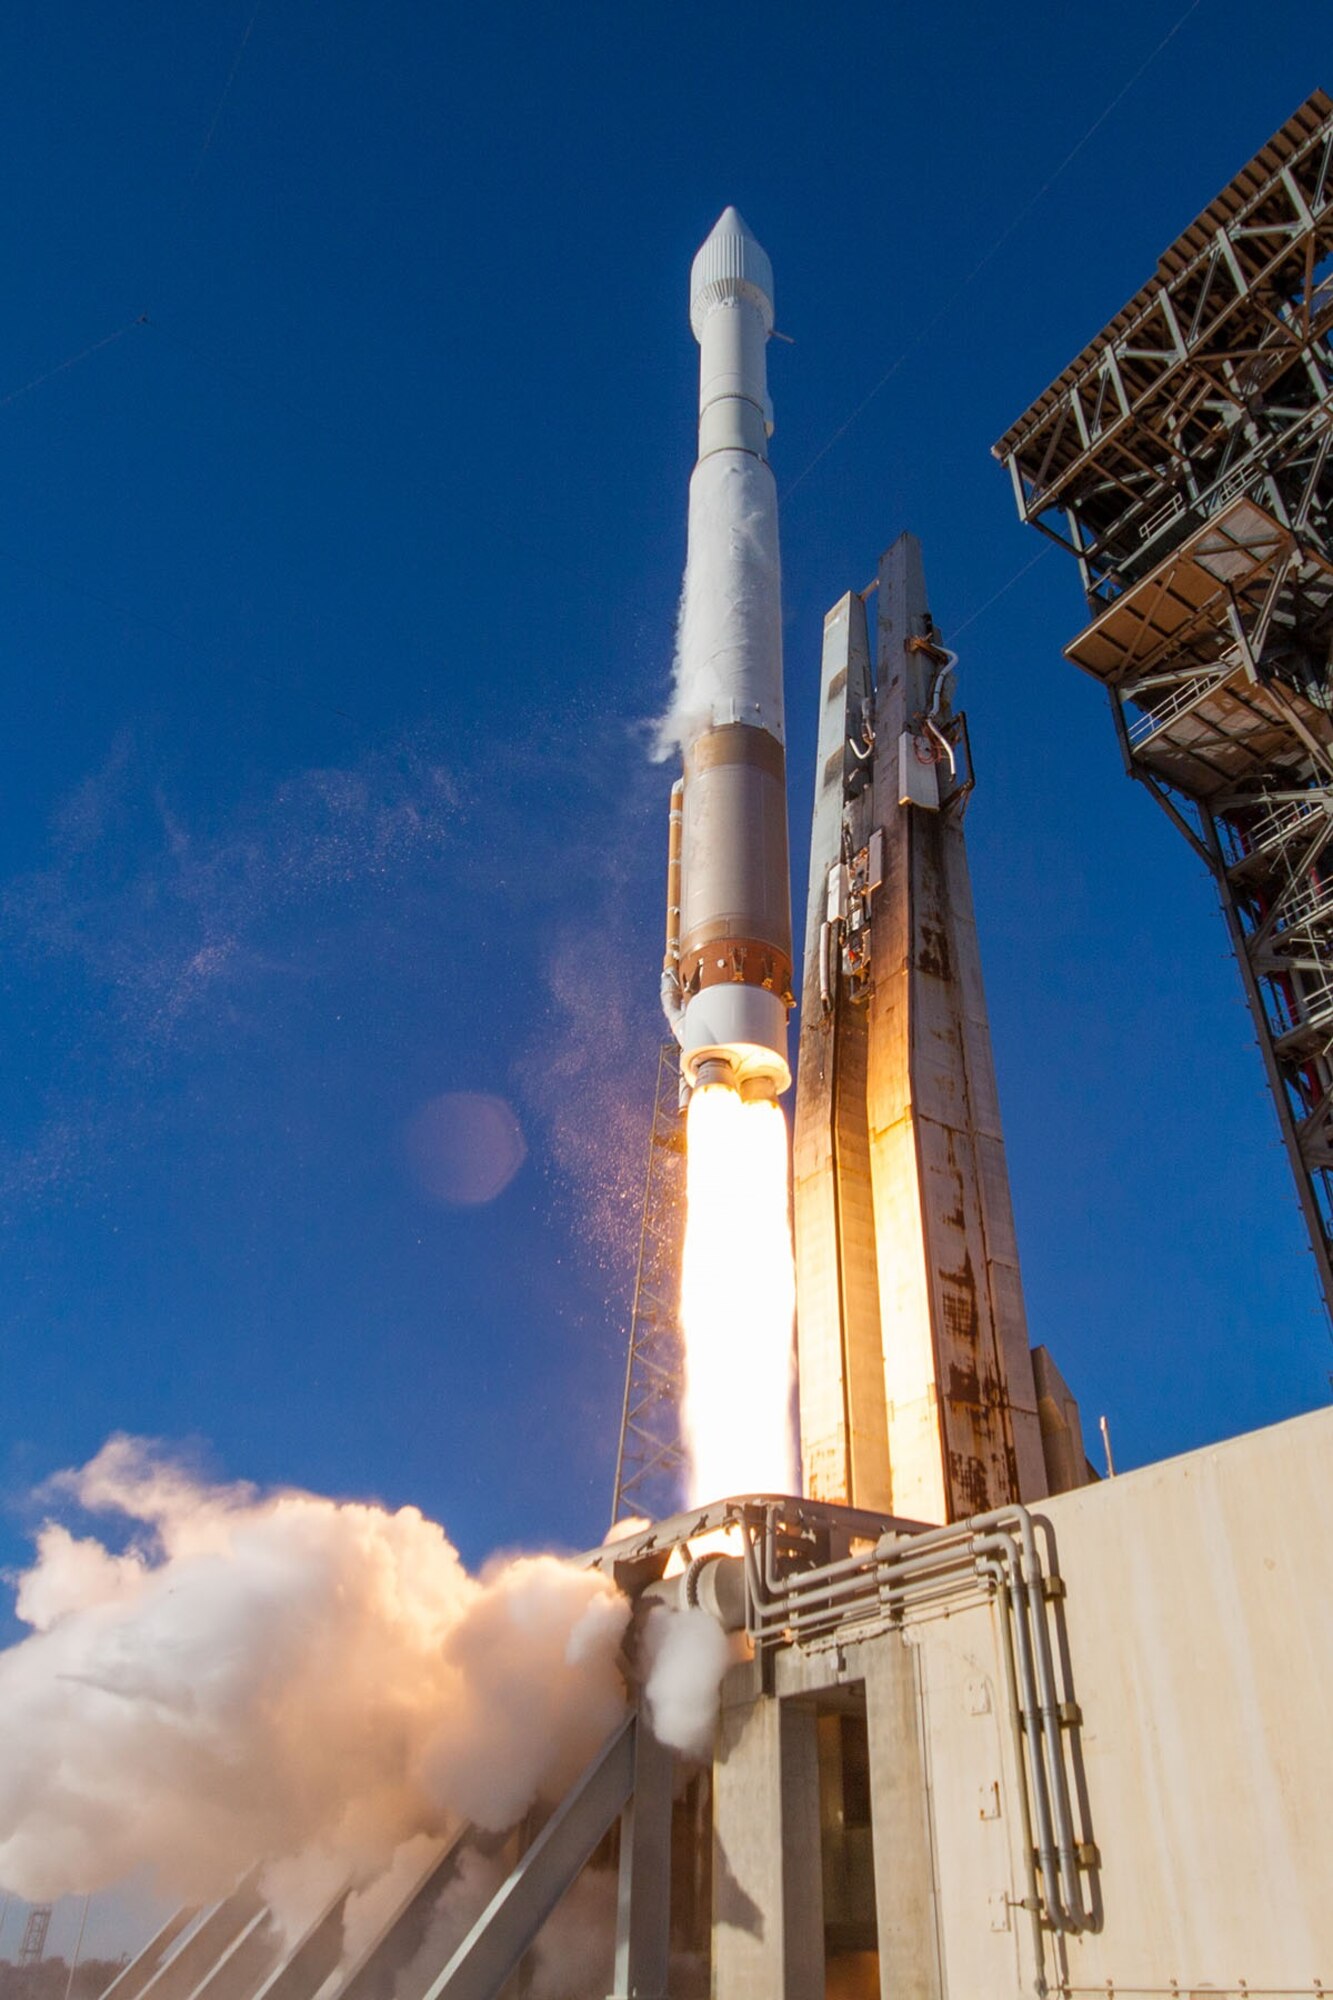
[690,205,774,336]
[707,204,756,246]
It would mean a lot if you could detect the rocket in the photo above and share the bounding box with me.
[661,209,794,1100]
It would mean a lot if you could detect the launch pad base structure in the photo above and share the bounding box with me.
[595,1408,1333,1998]
[106,1405,1333,2000]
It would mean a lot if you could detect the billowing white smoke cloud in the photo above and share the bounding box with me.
[0,1437,630,1908]
[642,1606,735,1760]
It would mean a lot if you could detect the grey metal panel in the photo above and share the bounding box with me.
[610,1716,674,2000]
[186,1912,280,2000]
[712,1662,824,2000]
[422,1715,635,2000]
[249,1890,349,2000]
[98,1908,202,2000]
[134,1876,266,2000]
[863,1637,943,2000]
[332,1831,462,2000]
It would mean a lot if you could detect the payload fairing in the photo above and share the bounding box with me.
[661,208,794,1099]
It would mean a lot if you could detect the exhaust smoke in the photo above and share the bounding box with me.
[0,1437,630,1911]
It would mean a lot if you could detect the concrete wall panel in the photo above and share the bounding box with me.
[906,1408,1333,1991]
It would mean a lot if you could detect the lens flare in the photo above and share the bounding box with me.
[679,1083,796,1502]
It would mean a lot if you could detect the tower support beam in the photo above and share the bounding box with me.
[712,1664,825,2000]
[862,1638,943,2000]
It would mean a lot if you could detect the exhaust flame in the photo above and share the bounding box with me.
[679,1083,796,1502]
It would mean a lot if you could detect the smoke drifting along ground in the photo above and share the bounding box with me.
[679,1084,796,1502]
[0,1438,630,1909]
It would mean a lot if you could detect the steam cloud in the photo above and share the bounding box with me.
[642,1606,735,1760]
[653,454,783,762]
[0,1438,630,1910]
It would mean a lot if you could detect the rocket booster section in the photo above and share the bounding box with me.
[663,208,794,1098]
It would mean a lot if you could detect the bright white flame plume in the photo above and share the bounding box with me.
[679,1084,796,1501]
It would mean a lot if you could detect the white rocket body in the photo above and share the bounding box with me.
[666,209,793,1098]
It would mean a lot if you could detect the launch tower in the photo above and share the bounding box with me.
[612,1042,687,1524]
[993,87,1333,1316]
[792,535,1084,1522]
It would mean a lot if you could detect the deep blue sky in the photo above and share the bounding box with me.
[1,1,1329,1611]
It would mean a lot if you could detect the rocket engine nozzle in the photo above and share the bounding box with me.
[688,1052,781,1103]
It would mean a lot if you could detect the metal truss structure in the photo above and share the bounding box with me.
[611,1041,687,1525]
[20,1906,53,1966]
[994,88,1333,1319]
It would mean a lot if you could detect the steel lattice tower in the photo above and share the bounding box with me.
[995,88,1333,1320]
[611,1041,687,1524]
[19,1906,53,1967]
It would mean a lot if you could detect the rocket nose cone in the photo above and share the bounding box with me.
[690,205,774,334]
[708,204,753,243]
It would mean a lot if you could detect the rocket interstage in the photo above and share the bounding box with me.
[663,208,794,1101]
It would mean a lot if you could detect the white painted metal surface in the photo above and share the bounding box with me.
[883,1408,1333,1992]
[665,208,794,1097]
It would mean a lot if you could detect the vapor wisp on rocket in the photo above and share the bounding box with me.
[660,208,794,1102]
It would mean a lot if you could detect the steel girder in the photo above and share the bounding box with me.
[995,90,1333,605]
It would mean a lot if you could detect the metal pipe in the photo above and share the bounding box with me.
[774,1572,982,1637]
[664,779,684,974]
[747,1499,1089,1935]
[978,1559,1050,1994]
[757,1503,941,1600]
[972,1533,1066,1931]
[1099,1414,1116,1476]
[995,1519,1088,1932]
[660,781,686,1043]
[1001,1515,1089,1930]
[63,1896,91,2000]
[754,1523,1076,1933]
[923,713,957,777]
[926,650,958,718]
